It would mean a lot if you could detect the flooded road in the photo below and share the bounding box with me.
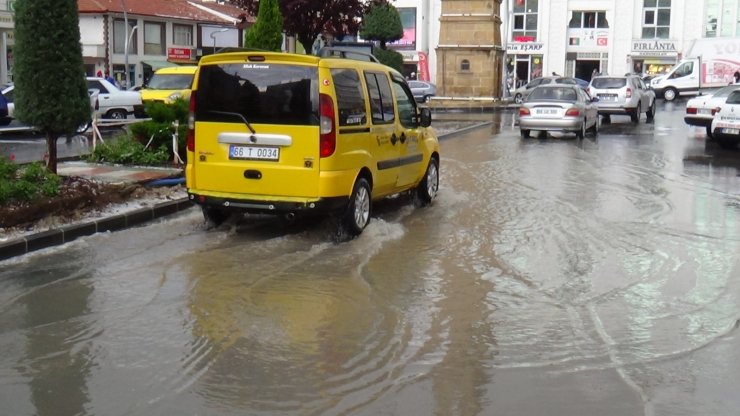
[2,101,740,415]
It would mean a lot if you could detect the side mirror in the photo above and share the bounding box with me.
[419,107,432,127]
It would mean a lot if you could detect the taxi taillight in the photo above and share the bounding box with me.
[186,92,195,152]
[319,93,336,158]
[519,107,531,116]
[565,107,580,116]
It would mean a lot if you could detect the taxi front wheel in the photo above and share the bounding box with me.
[416,157,439,206]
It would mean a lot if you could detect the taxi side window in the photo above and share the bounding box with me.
[331,68,367,126]
[391,78,417,128]
[364,71,395,124]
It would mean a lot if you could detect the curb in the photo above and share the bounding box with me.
[0,198,194,261]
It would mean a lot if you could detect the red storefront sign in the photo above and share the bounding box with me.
[167,48,193,61]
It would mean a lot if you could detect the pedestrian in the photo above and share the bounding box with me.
[592,68,599,80]
[96,70,103,77]
[104,72,118,88]
[733,71,740,84]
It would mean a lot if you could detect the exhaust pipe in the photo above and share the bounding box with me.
[285,212,296,221]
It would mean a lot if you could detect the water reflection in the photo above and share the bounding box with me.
[1,249,95,416]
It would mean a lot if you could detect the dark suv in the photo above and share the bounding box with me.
[588,75,656,123]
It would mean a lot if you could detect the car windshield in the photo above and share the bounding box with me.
[712,85,740,98]
[555,78,577,85]
[726,91,740,105]
[195,63,319,126]
[529,87,577,101]
[146,74,194,90]
[591,78,627,89]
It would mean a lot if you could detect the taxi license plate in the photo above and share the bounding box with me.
[229,145,280,161]
[721,128,739,135]
[698,108,712,115]
[536,109,557,115]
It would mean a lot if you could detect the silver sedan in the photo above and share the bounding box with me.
[518,84,599,139]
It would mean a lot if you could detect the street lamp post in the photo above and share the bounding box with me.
[210,28,230,54]
[124,25,138,87]
[122,0,132,89]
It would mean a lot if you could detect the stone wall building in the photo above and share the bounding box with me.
[435,0,504,99]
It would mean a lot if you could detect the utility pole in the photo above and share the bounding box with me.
[122,0,131,88]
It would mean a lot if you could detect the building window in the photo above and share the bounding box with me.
[512,0,538,41]
[642,0,671,39]
[173,24,193,46]
[460,59,470,72]
[144,22,165,55]
[113,19,137,54]
[705,0,740,37]
[569,12,609,28]
[706,0,719,36]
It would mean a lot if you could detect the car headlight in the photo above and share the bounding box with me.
[168,92,182,101]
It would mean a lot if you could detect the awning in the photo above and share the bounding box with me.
[141,60,176,70]
[167,58,197,65]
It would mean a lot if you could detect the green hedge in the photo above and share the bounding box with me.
[0,157,61,204]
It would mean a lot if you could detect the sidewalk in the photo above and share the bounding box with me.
[0,162,192,261]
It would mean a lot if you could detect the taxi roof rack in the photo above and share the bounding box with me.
[318,47,379,63]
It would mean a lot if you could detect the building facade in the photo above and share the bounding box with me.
[0,0,247,88]
[502,0,740,91]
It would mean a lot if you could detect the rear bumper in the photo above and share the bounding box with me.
[519,117,581,131]
[187,192,349,214]
[684,115,712,127]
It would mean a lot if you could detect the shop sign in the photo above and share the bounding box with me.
[631,40,678,56]
[167,48,193,61]
[507,42,543,54]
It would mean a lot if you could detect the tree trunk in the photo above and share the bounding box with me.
[298,35,314,55]
[46,133,58,174]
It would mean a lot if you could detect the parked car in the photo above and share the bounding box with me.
[1,84,99,133]
[408,80,436,103]
[186,49,440,236]
[86,77,145,119]
[518,84,599,139]
[709,89,740,149]
[588,75,656,123]
[140,65,197,104]
[513,76,583,104]
[0,91,10,126]
[684,84,740,138]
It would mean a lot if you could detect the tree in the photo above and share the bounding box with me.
[359,1,403,71]
[13,0,91,174]
[230,0,365,54]
[244,0,284,51]
[359,1,403,49]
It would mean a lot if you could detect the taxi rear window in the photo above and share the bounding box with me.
[195,63,319,126]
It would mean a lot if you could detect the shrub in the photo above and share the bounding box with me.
[0,157,61,204]
[130,99,188,161]
[373,48,404,73]
[86,135,170,166]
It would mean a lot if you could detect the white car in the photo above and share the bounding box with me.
[86,77,144,119]
[710,89,740,149]
[684,84,740,138]
[2,85,101,133]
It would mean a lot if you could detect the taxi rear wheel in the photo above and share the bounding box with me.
[342,178,371,236]
[202,206,230,228]
[416,157,439,207]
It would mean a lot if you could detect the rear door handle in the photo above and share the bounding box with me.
[390,133,398,145]
[399,133,406,144]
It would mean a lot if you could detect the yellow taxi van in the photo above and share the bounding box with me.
[185,49,440,236]
[140,65,197,104]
